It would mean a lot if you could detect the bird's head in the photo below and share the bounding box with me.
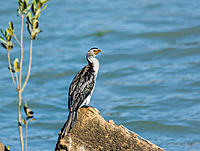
[87,47,102,58]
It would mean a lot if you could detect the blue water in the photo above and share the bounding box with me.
[0,0,200,150]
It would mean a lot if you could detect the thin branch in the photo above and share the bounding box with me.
[19,15,24,90]
[15,72,19,86]
[18,14,25,151]
[13,33,21,47]
[25,122,28,151]
[21,39,32,92]
[7,52,17,89]
[18,90,24,151]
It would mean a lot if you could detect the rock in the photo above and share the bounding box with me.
[0,142,9,151]
[55,107,164,151]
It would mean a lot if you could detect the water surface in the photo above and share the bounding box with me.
[0,0,200,150]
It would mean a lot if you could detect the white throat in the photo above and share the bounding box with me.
[87,56,99,74]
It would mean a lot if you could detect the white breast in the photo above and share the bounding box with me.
[80,57,99,107]
[88,57,99,75]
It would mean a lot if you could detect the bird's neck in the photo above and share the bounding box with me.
[87,56,99,74]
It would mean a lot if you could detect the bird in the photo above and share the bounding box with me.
[61,47,102,137]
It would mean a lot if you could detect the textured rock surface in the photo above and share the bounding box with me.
[55,107,164,151]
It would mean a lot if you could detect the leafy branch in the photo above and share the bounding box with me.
[0,0,48,151]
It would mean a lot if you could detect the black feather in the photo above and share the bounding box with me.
[61,64,96,137]
[68,65,95,110]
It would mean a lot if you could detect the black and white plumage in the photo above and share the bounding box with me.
[61,48,102,137]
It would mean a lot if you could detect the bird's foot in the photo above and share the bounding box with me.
[81,104,93,108]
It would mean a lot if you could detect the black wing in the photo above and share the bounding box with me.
[68,65,95,111]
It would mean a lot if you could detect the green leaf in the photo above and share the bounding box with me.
[5,30,8,38]
[41,0,48,5]
[6,28,13,37]
[31,4,36,15]
[24,100,28,114]
[22,1,27,11]
[0,29,6,38]
[0,36,6,43]
[18,0,22,4]
[26,115,34,120]
[17,8,22,15]
[26,21,32,35]
[24,106,28,115]
[41,5,47,12]
[17,1,21,8]
[13,58,20,72]
[38,2,42,8]
[27,3,31,9]
[1,43,7,49]
[24,101,34,119]
[29,111,34,115]
[26,13,32,25]
[22,118,26,124]
[35,9,41,19]
[23,4,31,14]
[6,28,10,35]
[32,0,36,6]
[7,36,12,41]
[32,19,39,29]
[27,108,33,116]
[26,10,32,18]
[9,22,14,31]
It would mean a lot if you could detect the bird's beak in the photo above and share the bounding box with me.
[94,49,102,55]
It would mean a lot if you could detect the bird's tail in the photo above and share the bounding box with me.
[60,111,78,138]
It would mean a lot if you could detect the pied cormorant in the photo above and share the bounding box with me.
[61,47,102,137]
